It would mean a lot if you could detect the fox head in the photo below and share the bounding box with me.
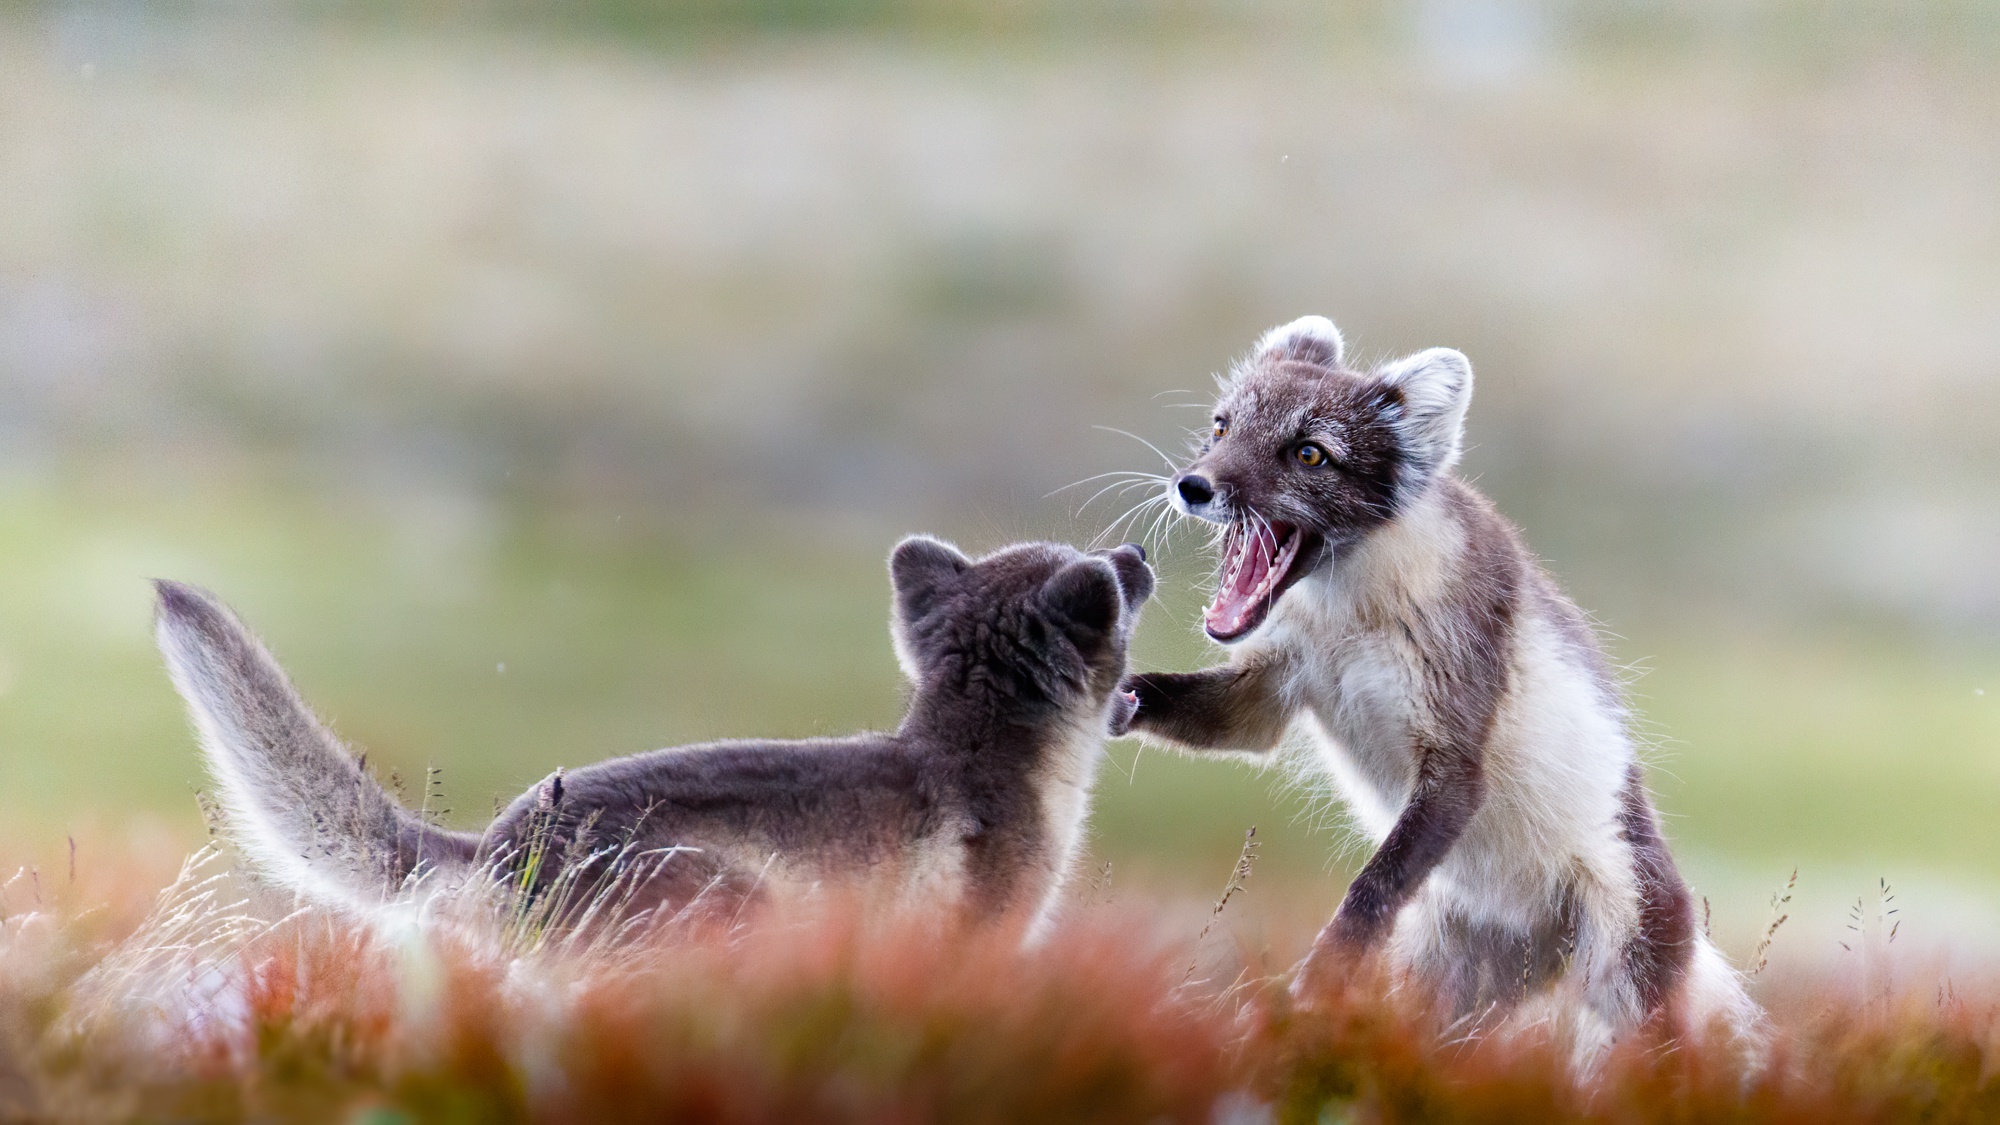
[1170,315,1473,643]
[888,537,1154,721]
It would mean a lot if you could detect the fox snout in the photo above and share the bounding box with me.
[1098,541,1155,613]
[1172,470,1231,524]
[1174,473,1213,508]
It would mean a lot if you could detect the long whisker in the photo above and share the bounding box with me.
[1255,509,1291,615]
[1232,508,1267,585]
[1107,493,1171,546]
[1074,476,1167,517]
[1140,497,1181,554]
[1148,498,1185,553]
[1044,469,1167,498]
[1094,491,1170,549]
[1092,494,1157,548]
[1125,497,1170,553]
[1074,480,1137,516]
[1091,425,1180,474]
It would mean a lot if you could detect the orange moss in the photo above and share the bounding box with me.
[4,843,2000,1123]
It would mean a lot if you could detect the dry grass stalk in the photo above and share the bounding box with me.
[1181,827,1259,987]
[4,838,2000,1123]
[1752,867,1797,977]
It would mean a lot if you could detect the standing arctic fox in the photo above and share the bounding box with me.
[1122,317,1761,1053]
[155,537,1153,935]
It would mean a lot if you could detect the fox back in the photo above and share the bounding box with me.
[155,538,1152,937]
[1128,316,1764,1064]
[479,537,1153,929]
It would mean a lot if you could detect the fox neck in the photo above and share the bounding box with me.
[899,685,1104,767]
[1281,478,1465,628]
[898,691,1003,749]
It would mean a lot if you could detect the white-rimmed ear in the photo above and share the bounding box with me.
[1255,315,1346,368]
[888,535,969,681]
[1377,347,1473,481]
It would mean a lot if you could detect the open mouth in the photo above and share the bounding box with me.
[1204,521,1319,643]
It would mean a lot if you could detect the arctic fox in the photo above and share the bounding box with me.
[155,538,1153,936]
[1121,317,1763,1055]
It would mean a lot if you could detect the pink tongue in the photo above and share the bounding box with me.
[1206,526,1277,635]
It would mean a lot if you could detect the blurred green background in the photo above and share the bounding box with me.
[1,1,1996,960]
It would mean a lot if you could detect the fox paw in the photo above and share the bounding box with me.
[1108,690,1141,736]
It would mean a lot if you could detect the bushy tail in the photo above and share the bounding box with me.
[153,580,479,911]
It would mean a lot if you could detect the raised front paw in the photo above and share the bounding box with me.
[1108,689,1141,736]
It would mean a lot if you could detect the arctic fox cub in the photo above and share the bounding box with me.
[155,537,1153,935]
[1122,317,1762,1054]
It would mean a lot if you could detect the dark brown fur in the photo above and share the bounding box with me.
[1125,319,1724,1038]
[1617,765,1697,1014]
[1313,483,1523,961]
[1194,360,1406,555]
[157,540,1153,932]
[487,539,1151,924]
[1124,656,1293,752]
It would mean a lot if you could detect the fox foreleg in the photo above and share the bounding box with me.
[1120,656,1293,753]
[1294,739,1485,995]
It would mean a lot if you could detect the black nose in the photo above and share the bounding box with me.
[1177,475,1215,507]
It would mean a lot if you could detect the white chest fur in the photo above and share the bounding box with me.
[1019,708,1110,941]
[1254,491,1461,839]
[1250,491,1641,923]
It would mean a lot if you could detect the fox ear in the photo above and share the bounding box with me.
[1041,559,1123,653]
[889,535,970,682]
[1255,315,1345,368]
[1377,347,1473,478]
[890,535,969,623]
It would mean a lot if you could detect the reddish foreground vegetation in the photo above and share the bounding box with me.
[2,839,1997,1124]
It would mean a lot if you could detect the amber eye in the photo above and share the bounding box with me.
[1212,418,1229,440]
[1295,442,1329,467]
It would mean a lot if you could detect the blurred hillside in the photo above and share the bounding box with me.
[0,1,1996,958]
[6,0,1999,630]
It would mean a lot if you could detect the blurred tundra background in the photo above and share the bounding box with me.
[1,0,1996,965]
